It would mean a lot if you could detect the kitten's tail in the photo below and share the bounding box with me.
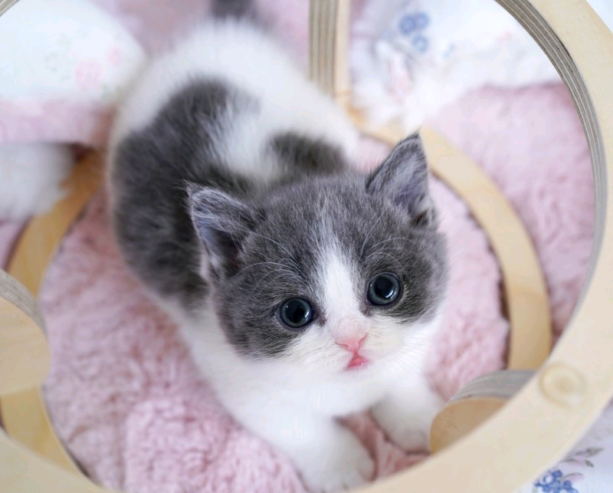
[210,0,259,22]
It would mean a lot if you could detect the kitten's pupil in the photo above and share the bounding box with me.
[367,273,401,306]
[280,298,314,329]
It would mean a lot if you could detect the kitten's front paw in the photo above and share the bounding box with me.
[300,427,374,493]
[372,390,444,452]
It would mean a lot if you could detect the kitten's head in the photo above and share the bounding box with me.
[188,135,447,377]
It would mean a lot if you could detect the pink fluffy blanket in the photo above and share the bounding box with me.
[3,0,587,491]
[39,85,593,493]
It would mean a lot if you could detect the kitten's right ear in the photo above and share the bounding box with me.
[366,133,437,228]
[187,184,261,277]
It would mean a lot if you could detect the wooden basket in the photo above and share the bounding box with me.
[0,0,611,491]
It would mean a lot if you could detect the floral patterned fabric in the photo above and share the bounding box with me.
[350,0,613,133]
[521,405,613,493]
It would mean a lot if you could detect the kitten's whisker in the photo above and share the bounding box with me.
[359,221,381,259]
[251,269,297,292]
[365,251,405,272]
[363,237,407,257]
[249,231,301,269]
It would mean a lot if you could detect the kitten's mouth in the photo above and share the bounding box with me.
[346,354,370,371]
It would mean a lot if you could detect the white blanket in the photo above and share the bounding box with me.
[351,0,613,132]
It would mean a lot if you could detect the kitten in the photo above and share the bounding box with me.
[107,11,448,493]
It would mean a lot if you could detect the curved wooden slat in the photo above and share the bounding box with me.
[430,397,507,454]
[430,370,534,453]
[0,0,19,17]
[0,153,103,477]
[0,271,49,395]
[0,429,111,492]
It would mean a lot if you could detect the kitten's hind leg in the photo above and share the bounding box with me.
[229,400,374,492]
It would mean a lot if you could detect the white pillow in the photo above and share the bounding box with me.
[0,0,146,219]
[0,0,145,109]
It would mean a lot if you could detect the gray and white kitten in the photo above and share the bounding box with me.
[107,12,448,493]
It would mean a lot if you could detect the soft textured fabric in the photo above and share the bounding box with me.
[350,0,560,132]
[349,0,612,133]
[431,84,594,339]
[0,0,145,147]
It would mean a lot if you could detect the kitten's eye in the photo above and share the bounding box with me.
[279,298,315,329]
[367,273,401,306]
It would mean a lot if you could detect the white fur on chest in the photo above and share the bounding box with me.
[179,304,435,418]
[176,245,440,420]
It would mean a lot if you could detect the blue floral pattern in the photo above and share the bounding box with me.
[411,35,429,53]
[397,11,430,55]
[530,447,606,493]
[398,12,429,34]
[534,470,579,493]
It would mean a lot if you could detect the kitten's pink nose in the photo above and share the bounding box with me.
[335,334,367,354]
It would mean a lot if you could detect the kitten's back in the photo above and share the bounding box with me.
[108,18,358,312]
[110,20,357,174]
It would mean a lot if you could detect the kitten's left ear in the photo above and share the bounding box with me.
[366,133,436,227]
[187,184,261,277]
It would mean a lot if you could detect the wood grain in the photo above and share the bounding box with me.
[7,153,102,296]
[0,429,111,492]
[0,153,103,477]
[430,397,508,454]
[0,271,49,395]
[430,370,533,453]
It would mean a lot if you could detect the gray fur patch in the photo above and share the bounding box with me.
[210,174,447,357]
[111,78,448,358]
[211,0,260,24]
[111,80,256,310]
[271,133,347,177]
